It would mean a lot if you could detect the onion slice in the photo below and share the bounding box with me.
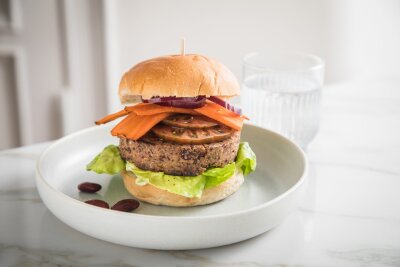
[142,96,206,109]
[208,96,242,115]
[141,95,243,115]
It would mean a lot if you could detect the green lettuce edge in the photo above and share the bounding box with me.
[87,142,256,198]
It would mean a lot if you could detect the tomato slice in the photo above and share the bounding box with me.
[151,124,234,144]
[162,114,218,129]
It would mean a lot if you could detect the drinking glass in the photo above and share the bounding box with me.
[241,52,324,149]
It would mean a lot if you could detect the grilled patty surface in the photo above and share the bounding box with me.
[119,131,240,176]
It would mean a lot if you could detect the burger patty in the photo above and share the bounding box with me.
[119,131,240,176]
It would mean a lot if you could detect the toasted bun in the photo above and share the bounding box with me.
[118,54,240,103]
[121,170,244,207]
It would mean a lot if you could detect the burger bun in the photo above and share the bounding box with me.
[121,170,244,207]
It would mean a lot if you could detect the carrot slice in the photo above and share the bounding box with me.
[195,102,245,130]
[125,104,198,116]
[125,102,246,128]
[196,101,242,117]
[111,113,138,136]
[95,109,129,125]
[97,101,248,140]
[128,113,173,140]
[111,112,172,140]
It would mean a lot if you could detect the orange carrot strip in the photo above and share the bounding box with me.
[95,109,129,125]
[112,112,172,140]
[114,122,138,139]
[128,113,172,140]
[199,101,242,117]
[242,115,250,120]
[126,102,249,120]
[195,102,244,130]
[114,113,147,138]
[111,113,138,136]
[125,103,198,116]
[126,102,245,130]
[100,101,247,137]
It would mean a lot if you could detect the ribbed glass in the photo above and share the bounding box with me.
[241,52,324,149]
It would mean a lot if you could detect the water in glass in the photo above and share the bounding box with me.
[241,74,321,148]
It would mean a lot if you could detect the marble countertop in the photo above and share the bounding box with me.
[1,78,400,266]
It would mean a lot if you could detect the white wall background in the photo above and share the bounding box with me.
[1,0,400,149]
[0,0,106,149]
[105,0,400,112]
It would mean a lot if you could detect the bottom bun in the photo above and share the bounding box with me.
[121,170,244,207]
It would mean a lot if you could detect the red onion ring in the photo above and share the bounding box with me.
[141,95,242,115]
[142,96,206,109]
[208,96,242,115]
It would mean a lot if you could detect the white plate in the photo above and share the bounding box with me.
[36,123,307,250]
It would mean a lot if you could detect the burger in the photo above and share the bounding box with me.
[87,54,256,207]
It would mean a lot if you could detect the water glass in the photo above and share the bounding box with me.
[241,52,324,149]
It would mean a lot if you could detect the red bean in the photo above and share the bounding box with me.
[85,199,109,209]
[78,182,101,193]
[111,199,140,212]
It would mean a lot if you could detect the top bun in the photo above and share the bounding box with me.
[118,54,240,103]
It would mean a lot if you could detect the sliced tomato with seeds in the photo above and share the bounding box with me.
[162,114,219,129]
[151,124,234,144]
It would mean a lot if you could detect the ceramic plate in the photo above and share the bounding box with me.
[36,123,307,250]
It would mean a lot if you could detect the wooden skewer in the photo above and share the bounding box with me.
[180,37,186,55]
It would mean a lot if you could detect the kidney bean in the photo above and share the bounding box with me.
[111,199,140,212]
[78,182,101,193]
[85,199,109,209]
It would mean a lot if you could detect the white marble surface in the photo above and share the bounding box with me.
[1,78,400,266]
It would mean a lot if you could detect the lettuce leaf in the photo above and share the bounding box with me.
[86,145,126,174]
[236,142,257,176]
[203,162,236,189]
[126,162,206,198]
[87,142,257,198]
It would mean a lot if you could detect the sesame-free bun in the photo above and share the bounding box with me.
[118,54,240,103]
[121,170,244,207]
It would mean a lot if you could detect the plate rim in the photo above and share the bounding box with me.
[36,123,308,221]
